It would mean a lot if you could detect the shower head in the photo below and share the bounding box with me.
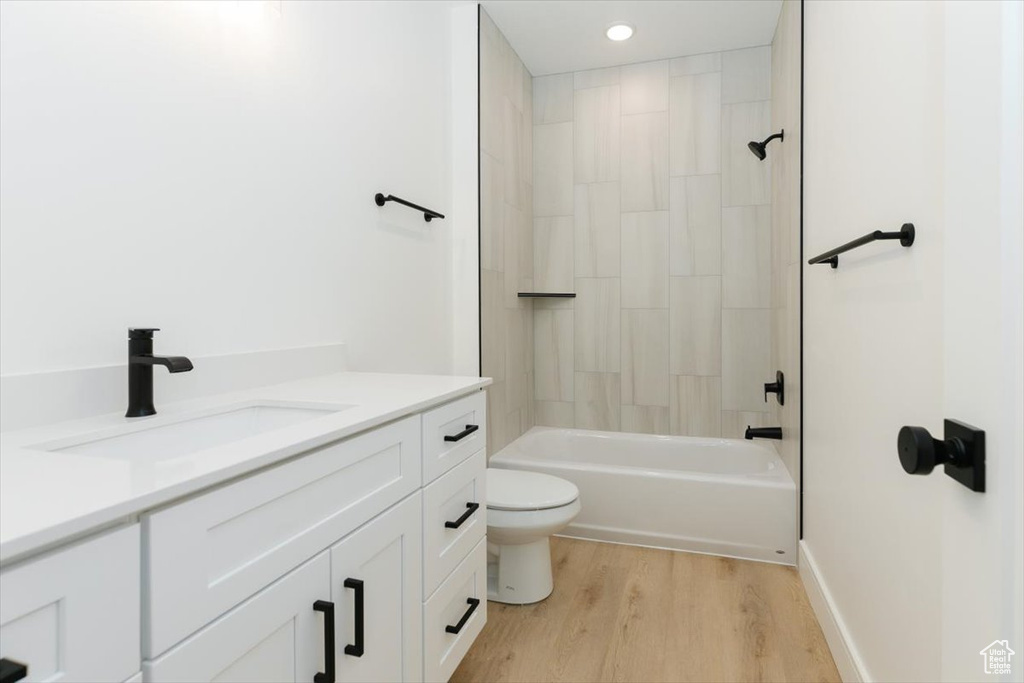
[747,129,784,161]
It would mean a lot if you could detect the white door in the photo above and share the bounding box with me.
[145,552,330,682]
[330,493,423,683]
[803,1,1023,681]
[939,2,1023,680]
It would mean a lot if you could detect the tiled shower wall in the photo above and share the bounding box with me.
[770,0,802,478]
[531,47,775,437]
[480,10,535,456]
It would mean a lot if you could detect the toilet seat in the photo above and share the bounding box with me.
[486,468,579,511]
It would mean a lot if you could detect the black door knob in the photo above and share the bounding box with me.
[898,425,969,474]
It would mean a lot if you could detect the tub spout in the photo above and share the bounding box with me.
[745,426,782,440]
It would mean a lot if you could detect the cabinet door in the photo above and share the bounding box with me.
[144,553,330,683]
[330,493,423,683]
[0,525,140,683]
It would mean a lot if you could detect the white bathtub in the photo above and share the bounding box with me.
[489,427,797,565]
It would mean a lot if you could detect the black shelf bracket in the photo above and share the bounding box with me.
[375,193,445,222]
[808,223,915,268]
[517,292,576,298]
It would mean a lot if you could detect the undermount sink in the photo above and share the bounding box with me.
[36,402,353,462]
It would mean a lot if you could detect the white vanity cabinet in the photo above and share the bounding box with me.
[1,387,488,683]
[0,525,140,683]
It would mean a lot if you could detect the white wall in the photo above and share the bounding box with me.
[0,1,474,386]
[803,1,1023,681]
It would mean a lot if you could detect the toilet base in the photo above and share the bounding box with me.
[486,538,554,604]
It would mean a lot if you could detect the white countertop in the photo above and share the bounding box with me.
[0,371,490,564]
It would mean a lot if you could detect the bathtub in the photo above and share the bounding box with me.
[489,427,797,565]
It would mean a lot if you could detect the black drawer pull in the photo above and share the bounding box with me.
[444,502,481,529]
[313,600,335,683]
[445,597,481,634]
[344,578,365,657]
[444,424,479,442]
[0,659,28,683]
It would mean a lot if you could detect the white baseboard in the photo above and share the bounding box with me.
[799,540,870,683]
[1,343,348,432]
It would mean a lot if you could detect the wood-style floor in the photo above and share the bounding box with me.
[452,537,840,683]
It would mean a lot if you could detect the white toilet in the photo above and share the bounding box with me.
[485,468,581,604]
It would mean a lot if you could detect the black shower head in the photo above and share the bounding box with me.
[747,129,784,161]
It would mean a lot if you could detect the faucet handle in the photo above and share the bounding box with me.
[128,327,161,339]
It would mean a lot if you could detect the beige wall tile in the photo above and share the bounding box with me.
[722,205,772,308]
[670,375,722,437]
[621,112,669,211]
[670,276,722,376]
[670,52,722,76]
[533,122,574,216]
[621,309,670,407]
[722,46,771,104]
[621,211,670,308]
[722,308,771,412]
[621,60,670,114]
[575,278,621,372]
[480,152,504,271]
[502,202,525,306]
[669,72,721,176]
[479,13,504,159]
[533,73,573,124]
[574,182,621,277]
[534,308,574,402]
[721,410,770,439]
[486,381,509,455]
[670,174,721,276]
[481,268,505,381]
[621,405,670,435]
[722,100,772,206]
[503,98,523,208]
[574,372,621,430]
[534,216,574,292]
[575,66,620,90]
[535,400,575,428]
[574,86,621,183]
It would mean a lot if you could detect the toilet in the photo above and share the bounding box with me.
[486,468,581,604]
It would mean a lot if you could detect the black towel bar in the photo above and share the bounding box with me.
[375,193,445,222]
[808,223,915,268]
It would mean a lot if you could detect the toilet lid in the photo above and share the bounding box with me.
[486,468,579,511]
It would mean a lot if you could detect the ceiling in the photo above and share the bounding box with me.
[480,1,783,76]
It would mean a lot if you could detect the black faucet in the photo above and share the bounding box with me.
[745,426,782,440]
[126,328,193,418]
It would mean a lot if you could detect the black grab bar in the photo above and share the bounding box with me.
[808,223,915,268]
[375,193,445,222]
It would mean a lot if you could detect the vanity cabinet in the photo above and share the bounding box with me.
[0,525,140,683]
[1,388,487,683]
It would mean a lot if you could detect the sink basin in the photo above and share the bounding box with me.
[37,402,353,461]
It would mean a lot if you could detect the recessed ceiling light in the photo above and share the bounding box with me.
[606,23,634,42]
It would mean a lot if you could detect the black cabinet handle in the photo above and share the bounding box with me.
[445,597,481,634]
[344,578,365,657]
[444,502,481,529]
[444,424,479,442]
[313,600,335,683]
[0,659,28,683]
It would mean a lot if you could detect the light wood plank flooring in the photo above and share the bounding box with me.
[452,537,840,683]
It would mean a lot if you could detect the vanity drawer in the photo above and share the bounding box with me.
[0,525,140,683]
[422,450,486,598]
[422,392,486,484]
[144,415,421,658]
[423,539,486,683]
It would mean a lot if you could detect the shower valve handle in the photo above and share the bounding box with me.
[763,371,784,406]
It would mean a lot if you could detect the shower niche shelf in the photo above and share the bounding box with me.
[516,292,576,298]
